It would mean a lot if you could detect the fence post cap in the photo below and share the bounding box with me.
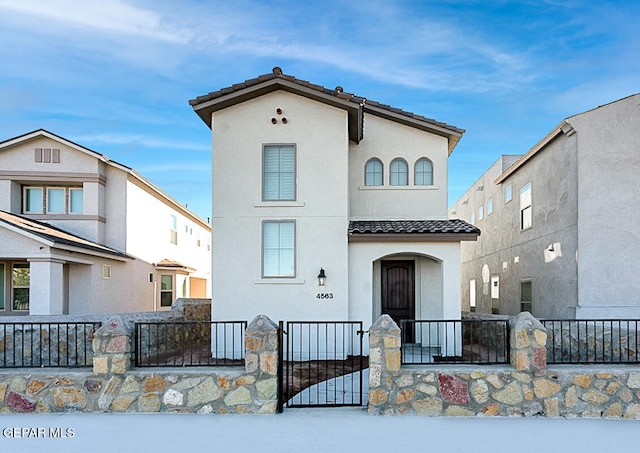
[95,316,132,336]
[509,312,546,332]
[370,315,400,333]
[247,315,277,332]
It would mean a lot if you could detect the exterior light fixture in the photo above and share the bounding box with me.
[317,268,327,286]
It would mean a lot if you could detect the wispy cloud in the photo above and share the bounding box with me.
[0,0,192,43]
[74,133,207,152]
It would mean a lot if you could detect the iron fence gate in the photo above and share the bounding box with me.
[277,321,368,411]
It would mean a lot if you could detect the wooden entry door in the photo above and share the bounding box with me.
[381,260,415,341]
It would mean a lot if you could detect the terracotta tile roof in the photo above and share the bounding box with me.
[348,219,480,236]
[0,210,131,259]
[189,67,464,137]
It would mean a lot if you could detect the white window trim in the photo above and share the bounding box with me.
[262,144,297,202]
[23,185,83,215]
[261,220,296,278]
[365,158,384,187]
[102,265,111,279]
[520,182,532,230]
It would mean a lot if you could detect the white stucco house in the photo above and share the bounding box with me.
[450,93,640,319]
[0,129,211,315]
[190,67,478,328]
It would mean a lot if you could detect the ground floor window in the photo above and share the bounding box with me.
[0,264,4,310]
[490,275,499,314]
[469,279,476,312]
[160,274,174,307]
[12,263,30,311]
[521,281,533,313]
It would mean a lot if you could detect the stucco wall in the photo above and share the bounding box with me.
[210,91,350,322]
[349,115,449,220]
[452,142,580,318]
[571,94,640,317]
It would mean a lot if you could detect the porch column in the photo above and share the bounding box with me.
[28,259,66,315]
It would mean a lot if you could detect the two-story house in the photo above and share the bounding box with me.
[0,129,211,315]
[190,68,478,328]
[450,93,640,319]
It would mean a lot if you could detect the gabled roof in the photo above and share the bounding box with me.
[0,210,132,261]
[0,129,211,230]
[190,67,464,153]
[494,93,640,184]
[348,219,480,242]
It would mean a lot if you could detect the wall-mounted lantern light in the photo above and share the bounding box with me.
[317,268,327,286]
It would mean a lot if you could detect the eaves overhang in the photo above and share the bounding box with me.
[191,77,364,143]
[495,120,575,184]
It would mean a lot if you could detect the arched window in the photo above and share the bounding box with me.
[390,158,408,186]
[415,158,433,185]
[364,158,383,186]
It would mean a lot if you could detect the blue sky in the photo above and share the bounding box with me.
[1,0,638,221]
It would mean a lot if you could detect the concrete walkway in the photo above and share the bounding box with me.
[1,409,638,453]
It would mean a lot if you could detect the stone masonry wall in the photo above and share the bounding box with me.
[0,314,278,414]
[369,314,640,418]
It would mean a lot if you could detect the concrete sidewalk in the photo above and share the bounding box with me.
[1,408,639,453]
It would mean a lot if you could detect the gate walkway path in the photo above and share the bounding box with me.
[286,369,369,406]
[2,410,637,453]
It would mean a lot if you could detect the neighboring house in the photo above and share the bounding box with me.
[0,130,211,315]
[450,93,640,319]
[190,67,478,329]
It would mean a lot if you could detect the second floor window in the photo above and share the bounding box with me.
[520,183,532,230]
[263,145,295,201]
[169,215,178,245]
[414,158,433,185]
[390,158,408,186]
[365,158,383,186]
[23,186,83,215]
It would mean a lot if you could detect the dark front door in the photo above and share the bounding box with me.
[381,260,415,342]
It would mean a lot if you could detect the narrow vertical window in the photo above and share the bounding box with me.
[414,158,433,185]
[169,215,178,245]
[470,212,475,225]
[160,275,174,307]
[520,183,532,230]
[24,187,43,213]
[469,279,476,313]
[263,145,295,201]
[69,188,83,214]
[490,275,499,314]
[521,281,533,313]
[102,265,111,279]
[505,184,512,203]
[0,263,5,310]
[364,158,383,186]
[12,263,30,311]
[263,221,295,277]
[390,158,408,186]
[478,206,484,221]
[487,198,493,215]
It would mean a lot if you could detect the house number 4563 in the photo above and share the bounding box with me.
[316,293,334,300]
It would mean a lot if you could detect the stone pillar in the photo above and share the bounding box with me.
[368,315,401,414]
[510,312,547,373]
[244,315,279,413]
[92,316,133,375]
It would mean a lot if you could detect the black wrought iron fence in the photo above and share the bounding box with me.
[0,322,100,368]
[134,321,247,367]
[541,319,640,364]
[400,319,510,365]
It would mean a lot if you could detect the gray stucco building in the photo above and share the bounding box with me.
[450,93,640,319]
